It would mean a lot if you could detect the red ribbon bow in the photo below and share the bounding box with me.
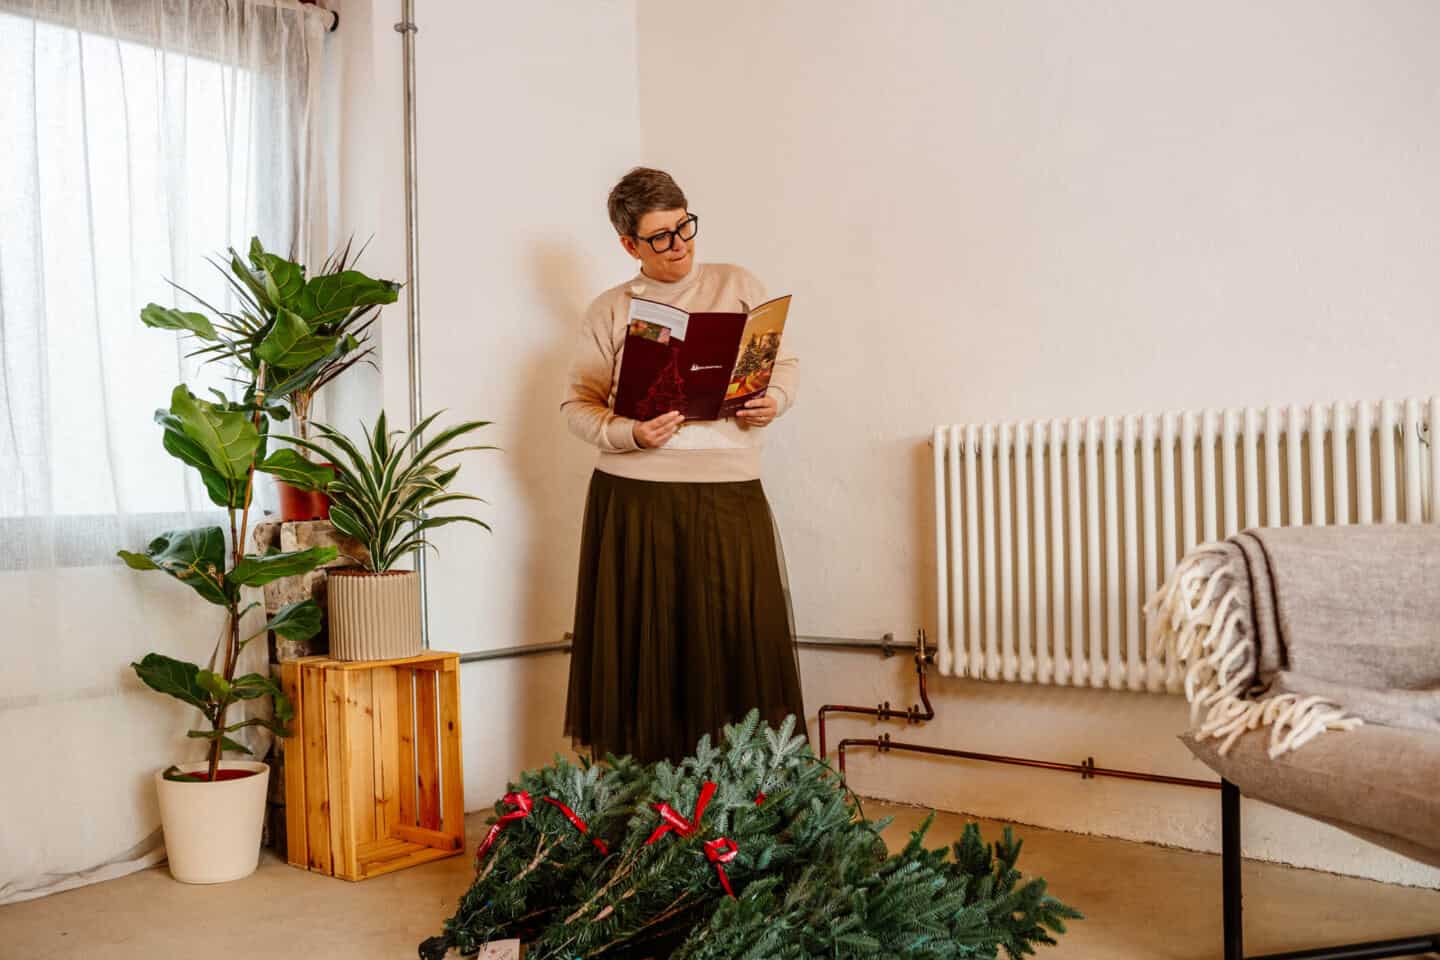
[475,791,533,863]
[645,780,718,845]
[704,837,740,898]
[542,797,610,855]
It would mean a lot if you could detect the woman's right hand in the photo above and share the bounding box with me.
[633,411,684,449]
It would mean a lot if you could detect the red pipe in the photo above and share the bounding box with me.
[818,629,1219,793]
[817,629,935,758]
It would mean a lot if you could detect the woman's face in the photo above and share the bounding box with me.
[622,207,695,283]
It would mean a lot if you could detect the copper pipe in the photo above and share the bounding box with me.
[819,628,1219,792]
[817,629,935,758]
[836,734,1218,790]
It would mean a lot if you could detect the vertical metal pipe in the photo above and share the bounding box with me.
[1242,408,1259,530]
[1264,406,1281,527]
[933,427,951,676]
[1355,402,1373,525]
[1103,416,1121,689]
[1430,397,1440,523]
[1404,397,1423,522]
[1085,418,1103,688]
[1181,411,1197,552]
[1141,414,1161,692]
[1332,400,1350,525]
[946,426,963,676]
[981,425,998,680]
[396,1,428,647]
[1032,421,1051,684]
[1066,418,1084,686]
[1049,420,1069,685]
[1015,423,1033,683]
[1310,401,1328,527]
[1121,415,1140,691]
[965,424,982,677]
[1380,400,1398,523]
[1201,408,1218,543]
[1288,404,1304,526]
[997,423,1015,682]
[1221,409,1238,536]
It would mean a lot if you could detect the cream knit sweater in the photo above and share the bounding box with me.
[561,262,797,483]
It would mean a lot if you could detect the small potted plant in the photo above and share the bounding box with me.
[122,245,345,883]
[151,237,399,521]
[285,410,493,660]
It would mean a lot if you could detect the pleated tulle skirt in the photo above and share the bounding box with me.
[564,470,808,765]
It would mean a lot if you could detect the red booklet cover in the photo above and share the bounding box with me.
[613,295,791,422]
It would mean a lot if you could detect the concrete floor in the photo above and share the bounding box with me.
[3,801,1437,960]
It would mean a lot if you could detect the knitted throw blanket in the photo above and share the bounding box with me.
[1149,525,1440,758]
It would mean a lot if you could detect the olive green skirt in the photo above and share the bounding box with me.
[564,470,807,765]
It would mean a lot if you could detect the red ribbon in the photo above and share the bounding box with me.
[754,792,766,805]
[542,797,610,855]
[476,791,533,863]
[704,837,739,898]
[643,782,739,898]
[645,780,718,845]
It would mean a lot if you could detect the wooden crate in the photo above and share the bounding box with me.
[278,651,465,881]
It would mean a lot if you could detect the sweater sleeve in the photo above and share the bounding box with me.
[735,267,799,418]
[561,294,642,453]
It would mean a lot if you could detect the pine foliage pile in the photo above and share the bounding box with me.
[421,713,1079,960]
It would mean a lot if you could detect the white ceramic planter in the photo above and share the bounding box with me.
[327,569,422,661]
[155,760,270,884]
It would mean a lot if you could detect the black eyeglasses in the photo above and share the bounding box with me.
[636,213,699,253]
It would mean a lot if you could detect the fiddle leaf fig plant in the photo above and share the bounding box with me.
[142,236,399,448]
[284,410,494,572]
[121,241,352,782]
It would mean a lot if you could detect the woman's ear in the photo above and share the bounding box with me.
[618,234,639,259]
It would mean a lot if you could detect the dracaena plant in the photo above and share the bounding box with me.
[285,411,494,572]
[141,236,399,449]
[119,242,370,782]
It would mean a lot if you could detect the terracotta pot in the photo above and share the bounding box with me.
[275,462,335,521]
[327,569,422,661]
[155,760,270,884]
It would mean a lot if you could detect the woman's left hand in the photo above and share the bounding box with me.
[736,395,779,429]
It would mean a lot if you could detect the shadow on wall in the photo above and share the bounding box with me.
[507,237,598,770]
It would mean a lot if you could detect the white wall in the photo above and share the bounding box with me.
[342,0,1440,886]
[372,1,643,798]
[628,0,1440,886]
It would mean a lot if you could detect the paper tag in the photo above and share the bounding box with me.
[476,940,523,960]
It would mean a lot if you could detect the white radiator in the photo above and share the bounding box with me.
[932,397,1440,692]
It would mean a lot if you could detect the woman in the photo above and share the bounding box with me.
[562,167,807,764]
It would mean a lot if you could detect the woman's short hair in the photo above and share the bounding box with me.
[607,167,688,238]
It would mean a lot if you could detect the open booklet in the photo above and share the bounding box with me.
[613,294,791,422]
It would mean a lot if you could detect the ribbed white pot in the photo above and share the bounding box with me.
[155,760,270,884]
[328,570,422,661]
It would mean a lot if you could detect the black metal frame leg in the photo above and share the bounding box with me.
[1220,779,1440,960]
[1223,779,1244,960]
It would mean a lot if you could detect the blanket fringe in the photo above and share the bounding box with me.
[1145,545,1362,758]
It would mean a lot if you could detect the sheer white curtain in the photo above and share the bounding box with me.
[0,0,332,903]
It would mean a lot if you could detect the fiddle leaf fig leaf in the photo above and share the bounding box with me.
[116,527,229,605]
[169,385,260,482]
[132,654,212,714]
[256,449,334,491]
[263,600,324,642]
[229,546,337,587]
[141,303,218,340]
[256,310,339,369]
